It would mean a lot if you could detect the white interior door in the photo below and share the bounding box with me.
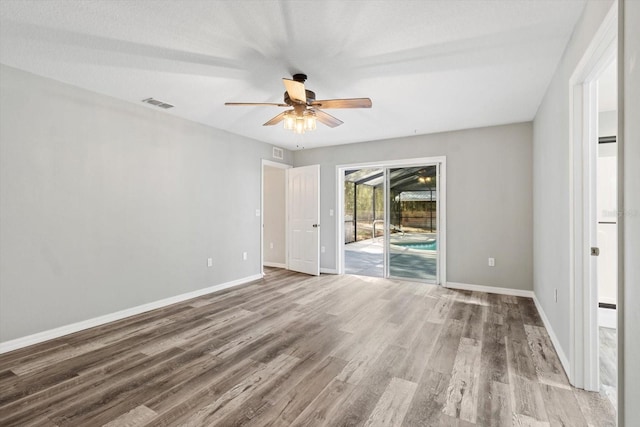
[287,164,320,275]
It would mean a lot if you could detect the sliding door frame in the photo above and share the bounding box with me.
[336,156,446,284]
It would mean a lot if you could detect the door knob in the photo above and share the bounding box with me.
[591,247,600,256]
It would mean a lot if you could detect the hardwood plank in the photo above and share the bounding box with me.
[524,324,570,389]
[484,381,513,427]
[476,322,509,426]
[393,320,442,383]
[402,369,452,426]
[508,373,549,423]
[177,354,300,426]
[461,298,485,341]
[506,325,548,423]
[335,325,399,385]
[518,297,544,327]
[505,334,538,381]
[425,294,454,324]
[248,356,348,426]
[512,413,551,426]
[573,388,616,427]
[143,355,262,421]
[439,413,478,426]
[288,378,355,426]
[428,319,464,375]
[332,344,409,426]
[539,383,588,426]
[480,321,509,384]
[391,297,437,349]
[442,337,482,423]
[102,405,157,427]
[364,377,417,426]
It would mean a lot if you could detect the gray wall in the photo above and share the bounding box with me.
[294,122,533,290]
[532,0,613,368]
[0,65,292,343]
[263,166,286,265]
[621,0,640,423]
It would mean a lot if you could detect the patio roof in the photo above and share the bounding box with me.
[345,166,437,191]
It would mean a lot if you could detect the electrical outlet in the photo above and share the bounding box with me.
[207,258,213,267]
[270,242,274,249]
[488,257,495,267]
[321,246,326,253]
[243,252,247,261]
[255,209,261,217]
[329,209,334,217]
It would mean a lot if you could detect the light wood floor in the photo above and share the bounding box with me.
[0,268,616,426]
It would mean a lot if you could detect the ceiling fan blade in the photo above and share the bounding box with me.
[225,102,288,107]
[310,98,372,109]
[314,109,344,128]
[263,111,288,126]
[282,78,306,104]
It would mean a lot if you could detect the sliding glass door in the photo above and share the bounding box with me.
[341,160,442,284]
[386,164,439,282]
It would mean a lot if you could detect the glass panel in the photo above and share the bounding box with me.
[387,165,438,282]
[344,168,384,277]
[344,181,355,244]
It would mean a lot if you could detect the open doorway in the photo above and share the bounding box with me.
[261,160,291,273]
[596,59,618,410]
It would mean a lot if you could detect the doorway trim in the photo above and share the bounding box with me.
[569,3,617,391]
[336,156,446,284]
[261,159,292,275]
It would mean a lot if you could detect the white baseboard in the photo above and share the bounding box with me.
[320,268,338,274]
[532,295,571,378]
[598,307,617,329]
[263,262,287,269]
[445,281,534,298]
[0,274,263,354]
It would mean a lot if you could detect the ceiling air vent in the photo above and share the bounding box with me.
[142,97,174,109]
[272,147,284,160]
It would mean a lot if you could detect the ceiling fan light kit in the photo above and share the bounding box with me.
[283,110,317,134]
[225,73,372,135]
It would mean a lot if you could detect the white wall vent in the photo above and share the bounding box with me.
[142,98,174,109]
[272,147,284,160]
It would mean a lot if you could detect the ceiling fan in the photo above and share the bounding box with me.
[225,74,372,134]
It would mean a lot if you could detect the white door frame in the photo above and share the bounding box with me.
[336,156,446,285]
[261,159,291,275]
[569,3,617,391]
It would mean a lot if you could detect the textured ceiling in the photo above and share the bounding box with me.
[0,0,586,150]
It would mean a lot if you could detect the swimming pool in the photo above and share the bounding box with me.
[393,240,437,250]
